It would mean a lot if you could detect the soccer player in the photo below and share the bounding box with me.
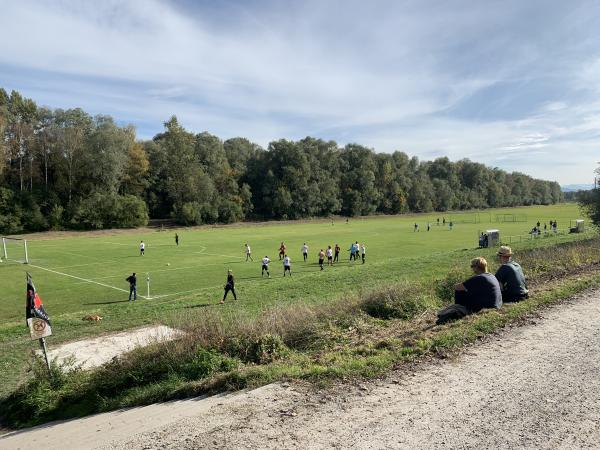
[221,270,237,303]
[326,245,333,266]
[245,243,253,262]
[449,221,454,230]
[361,244,366,264]
[348,242,355,261]
[262,255,271,278]
[279,242,287,260]
[126,272,137,302]
[427,223,430,232]
[301,243,309,261]
[139,241,145,256]
[283,254,292,276]
[334,243,340,263]
[414,223,418,232]
[175,233,179,246]
[318,249,325,271]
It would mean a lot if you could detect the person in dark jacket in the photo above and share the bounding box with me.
[221,270,237,303]
[454,257,502,311]
[495,246,528,302]
[437,257,502,324]
[126,273,137,302]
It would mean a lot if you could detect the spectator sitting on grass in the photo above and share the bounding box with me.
[436,257,502,324]
[495,246,528,303]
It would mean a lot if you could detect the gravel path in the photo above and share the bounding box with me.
[3,289,600,449]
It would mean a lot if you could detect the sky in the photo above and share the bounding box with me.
[1,0,599,185]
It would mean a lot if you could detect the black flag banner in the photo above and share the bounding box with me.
[26,272,51,326]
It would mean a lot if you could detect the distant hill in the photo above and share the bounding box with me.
[562,184,593,192]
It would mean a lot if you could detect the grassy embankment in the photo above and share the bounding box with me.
[2,231,599,428]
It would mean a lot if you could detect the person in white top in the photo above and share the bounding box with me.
[283,255,292,277]
[261,256,270,278]
[326,246,333,266]
[301,243,309,261]
[245,243,253,262]
[139,241,145,256]
[361,244,366,264]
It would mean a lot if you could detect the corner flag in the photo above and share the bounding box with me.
[26,273,51,327]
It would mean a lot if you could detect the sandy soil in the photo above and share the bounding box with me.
[2,288,599,450]
[39,326,182,370]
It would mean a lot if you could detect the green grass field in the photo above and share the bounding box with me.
[0,203,592,395]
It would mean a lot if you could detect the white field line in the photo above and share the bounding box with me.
[193,250,246,259]
[27,263,147,299]
[103,241,189,248]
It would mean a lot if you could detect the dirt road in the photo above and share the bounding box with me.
[3,289,600,449]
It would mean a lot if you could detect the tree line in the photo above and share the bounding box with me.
[0,88,563,234]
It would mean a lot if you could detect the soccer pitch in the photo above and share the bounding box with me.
[0,203,591,393]
[1,204,588,322]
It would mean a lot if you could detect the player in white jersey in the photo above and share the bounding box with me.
[261,256,271,277]
[301,243,309,261]
[326,245,333,266]
[139,241,145,256]
[245,243,253,262]
[283,255,292,276]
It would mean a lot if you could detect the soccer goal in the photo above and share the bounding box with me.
[493,214,528,223]
[1,237,29,264]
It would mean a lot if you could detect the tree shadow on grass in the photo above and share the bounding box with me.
[84,300,130,305]
[182,303,211,309]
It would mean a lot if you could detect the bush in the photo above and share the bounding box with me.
[434,269,467,303]
[360,283,431,320]
[0,187,23,234]
[72,193,148,229]
[178,202,202,225]
[225,334,288,364]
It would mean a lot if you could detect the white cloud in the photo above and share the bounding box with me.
[1,0,599,184]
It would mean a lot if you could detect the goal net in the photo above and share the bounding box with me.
[493,214,528,223]
[1,237,29,264]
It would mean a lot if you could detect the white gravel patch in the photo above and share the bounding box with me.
[39,325,183,370]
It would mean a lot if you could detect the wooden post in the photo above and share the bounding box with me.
[39,337,51,376]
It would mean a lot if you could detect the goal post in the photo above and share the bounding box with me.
[1,237,29,264]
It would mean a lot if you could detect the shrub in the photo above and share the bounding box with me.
[360,283,431,320]
[434,269,467,303]
[178,202,202,225]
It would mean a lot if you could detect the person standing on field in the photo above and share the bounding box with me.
[326,245,333,266]
[334,243,340,263]
[139,241,145,256]
[175,233,179,246]
[279,242,287,260]
[221,270,237,303]
[348,242,356,261]
[126,272,137,302]
[283,255,292,276]
[361,244,366,264]
[318,249,325,271]
[261,256,271,278]
[245,243,253,262]
[302,243,309,261]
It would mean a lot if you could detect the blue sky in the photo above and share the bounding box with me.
[1,0,599,184]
